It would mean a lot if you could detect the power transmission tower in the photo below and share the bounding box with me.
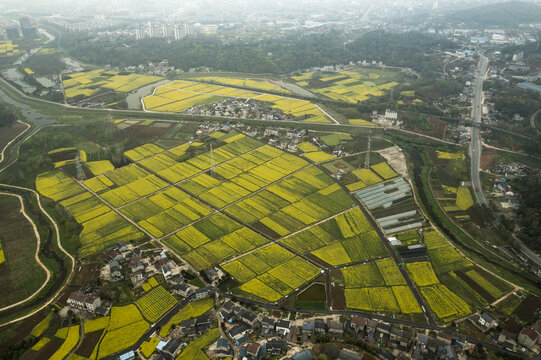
[364,132,371,169]
[210,143,215,177]
[76,155,87,181]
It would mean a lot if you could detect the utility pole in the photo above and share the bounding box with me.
[210,144,215,177]
[364,132,371,169]
[76,156,87,181]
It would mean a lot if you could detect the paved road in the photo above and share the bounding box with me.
[469,54,488,207]
[530,109,540,133]
[469,55,541,267]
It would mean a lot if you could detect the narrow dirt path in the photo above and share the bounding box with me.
[0,192,51,312]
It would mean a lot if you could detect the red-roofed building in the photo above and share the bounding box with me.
[518,328,539,349]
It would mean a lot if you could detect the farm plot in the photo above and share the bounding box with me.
[0,195,49,308]
[179,149,308,209]
[135,285,177,322]
[63,69,162,99]
[85,304,150,359]
[0,40,20,57]
[221,244,320,302]
[402,249,473,321]
[281,207,386,266]
[349,168,383,189]
[348,286,419,314]
[406,262,439,286]
[143,80,331,123]
[422,230,471,273]
[225,169,353,239]
[85,160,115,176]
[121,186,213,238]
[291,69,400,104]
[164,214,269,271]
[190,76,291,94]
[421,284,470,322]
[49,325,79,360]
[340,258,421,314]
[36,170,146,257]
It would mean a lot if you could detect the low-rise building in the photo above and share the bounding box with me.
[194,288,212,299]
[161,338,182,358]
[266,339,287,355]
[479,313,497,329]
[109,260,123,281]
[518,328,538,349]
[173,283,194,298]
[67,291,102,313]
[327,319,344,337]
[276,320,291,336]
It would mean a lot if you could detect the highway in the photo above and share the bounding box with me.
[469,55,541,267]
[469,54,488,206]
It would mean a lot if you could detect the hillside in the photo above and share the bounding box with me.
[446,1,541,26]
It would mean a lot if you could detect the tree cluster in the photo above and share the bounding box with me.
[60,31,454,76]
[0,103,17,127]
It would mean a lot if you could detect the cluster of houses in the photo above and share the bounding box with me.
[215,300,481,360]
[105,242,181,287]
[490,162,538,210]
[186,98,292,121]
[494,317,541,353]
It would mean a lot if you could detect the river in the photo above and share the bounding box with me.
[125,79,170,110]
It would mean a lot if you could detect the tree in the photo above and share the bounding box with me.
[0,103,17,127]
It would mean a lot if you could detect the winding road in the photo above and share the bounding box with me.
[0,123,76,327]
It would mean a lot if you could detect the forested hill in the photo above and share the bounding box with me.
[0,103,17,127]
[445,1,541,27]
[60,31,455,76]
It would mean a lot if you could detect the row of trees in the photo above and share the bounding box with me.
[60,31,455,76]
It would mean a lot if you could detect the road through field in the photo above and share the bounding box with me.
[0,192,50,312]
[0,123,75,326]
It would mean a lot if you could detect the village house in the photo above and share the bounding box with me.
[350,316,367,335]
[314,318,327,334]
[229,324,250,340]
[180,318,197,336]
[276,320,291,336]
[130,270,145,285]
[266,339,287,355]
[518,328,539,349]
[246,342,261,358]
[327,319,344,337]
[194,288,212,299]
[239,310,258,327]
[478,313,498,329]
[173,283,194,298]
[109,260,123,281]
[260,317,275,336]
[67,291,102,312]
[161,338,182,358]
[215,338,233,358]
